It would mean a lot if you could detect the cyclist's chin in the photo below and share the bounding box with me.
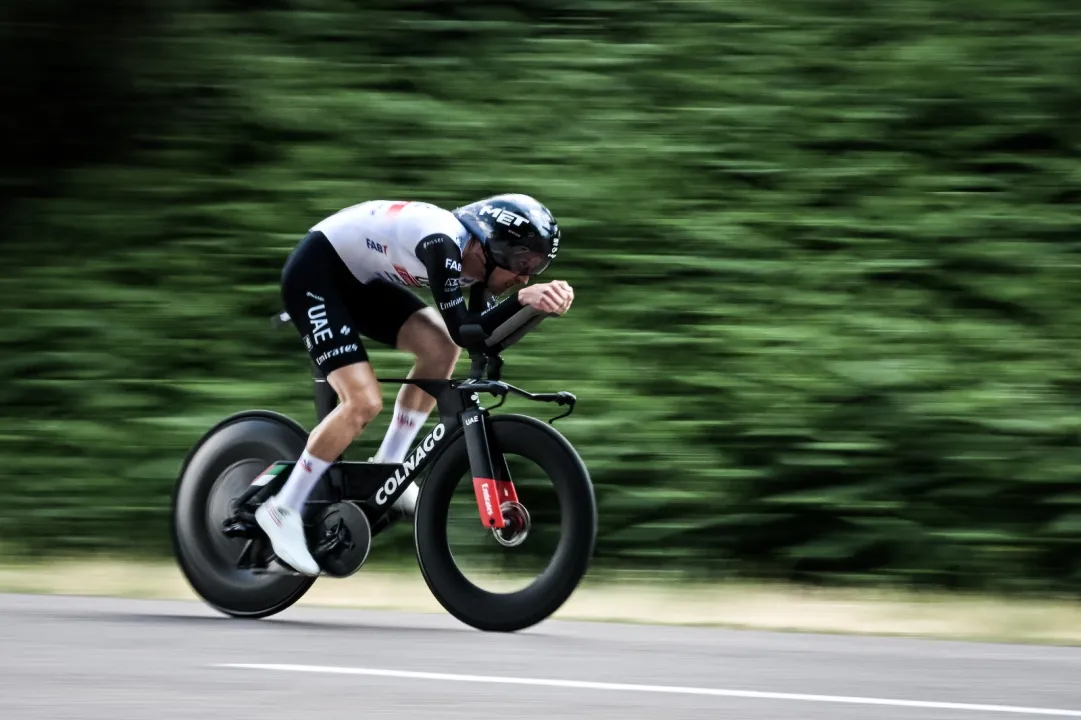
[486,273,521,296]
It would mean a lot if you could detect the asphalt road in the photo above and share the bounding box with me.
[2,592,1080,720]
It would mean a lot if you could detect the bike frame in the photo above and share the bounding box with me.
[322,368,510,532]
[326,351,574,532]
[237,303,573,539]
[231,349,575,543]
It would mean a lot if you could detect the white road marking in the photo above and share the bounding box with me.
[216,663,1081,717]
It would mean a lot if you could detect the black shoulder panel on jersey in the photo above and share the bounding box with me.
[415,233,526,351]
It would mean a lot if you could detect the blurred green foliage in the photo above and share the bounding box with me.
[3,0,1081,593]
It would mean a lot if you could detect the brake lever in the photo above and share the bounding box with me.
[548,392,576,424]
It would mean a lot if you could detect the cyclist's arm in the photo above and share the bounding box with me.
[415,233,528,350]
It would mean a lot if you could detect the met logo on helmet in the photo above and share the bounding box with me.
[480,205,528,227]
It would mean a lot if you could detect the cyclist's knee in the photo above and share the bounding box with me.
[327,362,383,432]
[341,388,382,432]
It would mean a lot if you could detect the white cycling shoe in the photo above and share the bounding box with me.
[254,496,321,576]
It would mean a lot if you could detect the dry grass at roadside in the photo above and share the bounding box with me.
[1,558,1079,646]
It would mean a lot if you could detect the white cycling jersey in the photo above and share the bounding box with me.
[310,200,477,290]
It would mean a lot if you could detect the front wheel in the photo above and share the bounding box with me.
[414,414,597,632]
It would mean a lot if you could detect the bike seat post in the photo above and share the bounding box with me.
[312,360,339,424]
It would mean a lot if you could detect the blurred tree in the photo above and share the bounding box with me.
[1,0,1081,594]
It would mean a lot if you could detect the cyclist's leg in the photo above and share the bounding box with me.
[379,307,461,451]
[256,230,380,575]
[308,361,383,467]
[378,307,461,514]
[343,283,461,514]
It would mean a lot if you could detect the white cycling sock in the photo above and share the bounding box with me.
[375,403,430,464]
[276,449,332,511]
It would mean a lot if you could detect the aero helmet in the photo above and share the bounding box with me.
[452,193,561,276]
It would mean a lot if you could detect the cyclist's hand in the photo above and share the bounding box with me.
[519,280,574,315]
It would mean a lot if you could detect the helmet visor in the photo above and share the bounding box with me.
[502,247,552,276]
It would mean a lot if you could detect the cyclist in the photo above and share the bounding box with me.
[255,193,574,575]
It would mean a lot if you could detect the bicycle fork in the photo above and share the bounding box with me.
[461,407,518,529]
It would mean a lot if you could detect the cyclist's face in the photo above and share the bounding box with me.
[487,266,530,294]
[461,239,534,294]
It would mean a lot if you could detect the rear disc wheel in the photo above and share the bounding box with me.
[171,413,316,618]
